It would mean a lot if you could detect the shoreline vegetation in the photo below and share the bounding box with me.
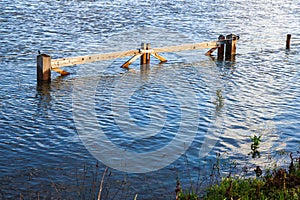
[176,138,300,200]
[177,154,300,200]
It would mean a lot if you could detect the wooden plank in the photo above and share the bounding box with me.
[152,41,218,53]
[205,47,218,56]
[139,49,155,54]
[51,49,140,68]
[151,53,167,62]
[121,54,142,68]
[51,41,220,69]
[51,68,70,75]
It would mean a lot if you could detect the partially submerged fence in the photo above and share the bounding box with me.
[37,34,240,82]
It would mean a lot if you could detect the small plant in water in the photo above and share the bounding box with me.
[175,180,199,200]
[214,89,224,112]
[177,190,199,200]
[249,135,261,158]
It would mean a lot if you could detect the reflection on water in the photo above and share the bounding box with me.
[140,63,151,78]
[1,0,300,199]
[36,83,51,112]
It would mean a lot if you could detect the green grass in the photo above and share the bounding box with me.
[204,172,300,200]
[177,153,300,200]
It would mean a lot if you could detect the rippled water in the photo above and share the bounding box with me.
[1,0,300,199]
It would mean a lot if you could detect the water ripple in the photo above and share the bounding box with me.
[1,0,300,199]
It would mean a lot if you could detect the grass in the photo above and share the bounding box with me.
[177,135,300,200]
[177,151,300,200]
[204,168,300,200]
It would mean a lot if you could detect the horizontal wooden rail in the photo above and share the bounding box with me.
[50,41,222,69]
[152,41,219,53]
[51,49,140,69]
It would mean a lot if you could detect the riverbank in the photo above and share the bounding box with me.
[177,152,300,200]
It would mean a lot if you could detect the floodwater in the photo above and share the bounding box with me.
[1,0,300,199]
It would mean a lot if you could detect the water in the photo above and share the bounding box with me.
[1,0,300,199]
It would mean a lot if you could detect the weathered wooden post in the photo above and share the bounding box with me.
[37,54,51,82]
[140,43,151,65]
[217,35,225,61]
[146,43,151,64]
[225,34,237,61]
[140,43,147,65]
[286,34,292,50]
[140,43,151,73]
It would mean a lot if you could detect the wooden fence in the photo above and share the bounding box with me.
[37,34,239,82]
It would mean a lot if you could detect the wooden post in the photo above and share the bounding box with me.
[146,43,151,64]
[140,43,151,71]
[286,34,292,50]
[37,54,51,82]
[217,35,225,61]
[232,35,237,56]
[225,34,237,61]
[140,43,147,65]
